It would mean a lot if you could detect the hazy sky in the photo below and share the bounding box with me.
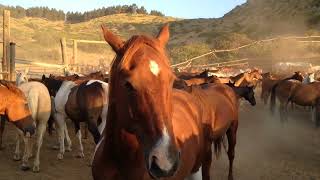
[0,0,247,19]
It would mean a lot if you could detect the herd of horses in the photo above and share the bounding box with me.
[0,24,318,180]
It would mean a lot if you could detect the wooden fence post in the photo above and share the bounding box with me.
[2,10,10,80]
[9,42,15,81]
[60,37,68,74]
[72,40,77,65]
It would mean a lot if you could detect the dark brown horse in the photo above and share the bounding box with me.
[270,72,304,122]
[288,82,320,126]
[226,82,256,106]
[92,24,240,180]
[176,69,209,80]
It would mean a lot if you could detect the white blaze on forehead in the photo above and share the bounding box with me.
[149,60,160,76]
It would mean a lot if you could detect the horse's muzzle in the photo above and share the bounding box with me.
[147,150,180,179]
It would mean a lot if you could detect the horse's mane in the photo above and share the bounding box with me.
[0,80,25,98]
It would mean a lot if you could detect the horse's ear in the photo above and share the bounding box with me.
[42,74,46,80]
[157,23,170,47]
[25,67,29,74]
[101,25,124,54]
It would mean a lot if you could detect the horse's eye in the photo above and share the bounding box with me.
[124,81,136,93]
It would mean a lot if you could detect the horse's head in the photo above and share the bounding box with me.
[292,71,304,82]
[41,74,63,97]
[102,24,180,178]
[16,68,29,86]
[0,80,35,136]
[250,70,263,81]
[243,85,256,106]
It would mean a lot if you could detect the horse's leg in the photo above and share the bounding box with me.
[226,122,238,180]
[21,132,33,171]
[55,113,66,160]
[315,99,320,127]
[64,121,72,152]
[87,120,101,144]
[311,106,315,123]
[83,123,88,139]
[0,116,5,150]
[74,121,84,158]
[13,131,22,161]
[32,123,46,172]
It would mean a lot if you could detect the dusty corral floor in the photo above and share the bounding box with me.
[0,98,320,180]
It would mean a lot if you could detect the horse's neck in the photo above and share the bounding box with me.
[233,74,246,86]
[103,103,144,166]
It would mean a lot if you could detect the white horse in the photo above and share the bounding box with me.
[54,80,108,160]
[303,73,316,84]
[15,70,51,172]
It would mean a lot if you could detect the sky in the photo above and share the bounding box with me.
[0,0,247,19]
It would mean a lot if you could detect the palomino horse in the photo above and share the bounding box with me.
[217,70,263,88]
[15,71,51,172]
[270,72,304,122]
[92,24,240,180]
[287,82,320,126]
[0,80,36,170]
[42,76,109,160]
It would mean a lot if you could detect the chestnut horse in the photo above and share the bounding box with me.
[92,24,240,180]
[270,72,304,122]
[0,80,36,169]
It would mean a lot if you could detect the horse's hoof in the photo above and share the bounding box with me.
[75,152,85,158]
[13,154,21,161]
[66,147,72,152]
[32,166,40,173]
[228,175,234,180]
[21,164,30,171]
[57,153,64,160]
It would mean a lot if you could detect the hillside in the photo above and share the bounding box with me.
[1,0,320,67]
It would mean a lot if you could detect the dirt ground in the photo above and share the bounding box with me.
[0,94,320,180]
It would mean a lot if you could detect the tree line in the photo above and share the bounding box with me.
[0,4,165,23]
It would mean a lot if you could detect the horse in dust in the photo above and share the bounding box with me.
[0,80,36,170]
[217,70,262,88]
[13,70,52,172]
[287,82,320,127]
[42,76,108,160]
[270,72,304,122]
[176,69,209,80]
[226,82,256,106]
[261,72,280,105]
[92,24,240,180]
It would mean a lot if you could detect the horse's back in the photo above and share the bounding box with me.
[18,81,51,121]
[291,82,320,106]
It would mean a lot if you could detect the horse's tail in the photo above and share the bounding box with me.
[213,136,224,159]
[270,82,279,115]
[315,98,320,128]
[47,115,55,136]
